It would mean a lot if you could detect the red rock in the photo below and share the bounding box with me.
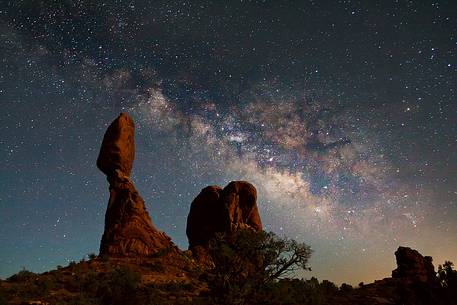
[186,186,225,249]
[221,181,262,232]
[186,181,262,252]
[97,112,135,178]
[391,246,436,283]
[98,113,173,257]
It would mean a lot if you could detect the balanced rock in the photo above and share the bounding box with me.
[98,113,173,257]
[186,181,262,251]
[97,112,135,178]
[392,246,435,282]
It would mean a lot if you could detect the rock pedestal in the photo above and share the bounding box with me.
[98,113,172,257]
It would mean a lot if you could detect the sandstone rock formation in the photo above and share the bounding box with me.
[97,112,135,178]
[98,113,173,257]
[221,181,262,232]
[392,246,436,282]
[186,181,262,252]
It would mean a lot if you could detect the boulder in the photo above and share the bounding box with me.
[98,113,173,257]
[392,246,436,283]
[186,186,225,249]
[186,181,262,252]
[220,181,262,232]
[97,112,135,178]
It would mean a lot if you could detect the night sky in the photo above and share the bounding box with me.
[1,1,456,285]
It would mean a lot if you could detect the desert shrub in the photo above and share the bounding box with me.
[438,261,457,288]
[437,261,457,303]
[255,277,339,305]
[136,284,169,304]
[7,268,36,282]
[339,283,353,292]
[320,279,338,294]
[37,277,56,294]
[80,270,100,297]
[206,229,312,305]
[88,253,97,260]
[98,266,141,305]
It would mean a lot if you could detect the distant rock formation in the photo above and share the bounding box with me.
[186,181,262,254]
[392,246,436,283]
[98,113,173,257]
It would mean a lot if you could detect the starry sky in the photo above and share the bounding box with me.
[1,0,456,285]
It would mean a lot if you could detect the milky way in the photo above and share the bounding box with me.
[127,82,438,282]
[1,1,456,284]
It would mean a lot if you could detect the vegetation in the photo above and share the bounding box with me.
[438,261,457,288]
[339,283,353,292]
[7,268,36,282]
[206,229,313,305]
[99,267,141,305]
[2,239,457,305]
[437,261,457,302]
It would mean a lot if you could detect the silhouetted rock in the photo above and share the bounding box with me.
[98,113,173,257]
[392,246,436,283]
[186,185,225,249]
[186,181,262,254]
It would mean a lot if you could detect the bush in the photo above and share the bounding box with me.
[320,279,338,294]
[438,261,457,288]
[80,270,100,296]
[340,283,353,292]
[80,267,142,305]
[7,268,36,282]
[99,267,141,305]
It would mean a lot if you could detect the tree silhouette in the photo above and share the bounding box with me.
[206,229,312,305]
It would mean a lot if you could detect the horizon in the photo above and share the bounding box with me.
[1,1,456,285]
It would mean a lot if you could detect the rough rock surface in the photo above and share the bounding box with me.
[98,113,173,257]
[186,181,262,251]
[97,112,135,178]
[221,181,262,232]
[186,185,225,249]
[391,246,435,282]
